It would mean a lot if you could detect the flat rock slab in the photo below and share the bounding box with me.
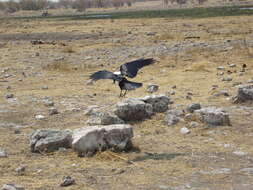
[87,111,125,125]
[1,184,24,190]
[114,98,153,121]
[139,94,170,113]
[30,129,72,153]
[72,124,133,156]
[195,107,231,126]
[233,84,253,103]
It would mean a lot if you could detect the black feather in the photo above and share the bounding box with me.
[120,58,155,78]
[119,78,142,91]
[89,70,120,81]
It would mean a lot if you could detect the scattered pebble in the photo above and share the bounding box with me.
[5,93,14,99]
[222,76,233,82]
[228,64,236,68]
[0,149,7,158]
[49,108,59,115]
[217,66,225,70]
[233,150,247,156]
[180,127,190,134]
[41,85,48,90]
[35,114,45,120]
[60,176,75,187]
[15,165,26,175]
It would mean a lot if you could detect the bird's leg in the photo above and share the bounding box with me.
[119,90,122,97]
[123,90,127,97]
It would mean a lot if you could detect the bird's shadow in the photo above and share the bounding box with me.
[131,152,185,162]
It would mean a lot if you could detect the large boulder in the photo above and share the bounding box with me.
[87,111,125,125]
[1,184,24,190]
[30,129,72,153]
[140,94,170,113]
[72,124,133,156]
[114,98,153,121]
[233,84,253,103]
[195,107,231,126]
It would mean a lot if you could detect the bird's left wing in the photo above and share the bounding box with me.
[89,70,120,82]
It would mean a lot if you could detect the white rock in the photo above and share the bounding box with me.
[114,98,153,121]
[35,114,45,120]
[180,127,190,134]
[233,150,247,156]
[1,184,24,190]
[72,124,133,156]
[30,129,72,153]
[195,107,231,126]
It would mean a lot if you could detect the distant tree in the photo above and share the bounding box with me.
[72,0,87,11]
[0,2,6,10]
[176,0,187,7]
[112,0,124,8]
[58,0,73,8]
[19,0,48,10]
[196,0,207,4]
[5,0,20,13]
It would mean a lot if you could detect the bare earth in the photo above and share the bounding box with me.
[0,14,253,190]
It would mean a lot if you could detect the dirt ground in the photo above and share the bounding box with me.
[0,14,253,190]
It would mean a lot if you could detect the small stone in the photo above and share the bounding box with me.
[60,176,75,187]
[228,64,236,68]
[186,103,201,113]
[35,52,40,56]
[43,99,54,107]
[169,91,175,95]
[5,93,14,99]
[213,90,229,97]
[217,66,225,70]
[6,86,11,90]
[232,82,242,87]
[171,85,177,89]
[185,95,192,100]
[49,108,59,115]
[15,165,26,175]
[233,150,247,156]
[0,149,7,158]
[41,85,48,90]
[180,127,190,134]
[14,129,21,134]
[164,114,180,126]
[146,32,156,36]
[1,184,25,190]
[35,114,45,120]
[146,84,159,93]
[189,121,199,128]
[247,79,253,83]
[222,76,233,82]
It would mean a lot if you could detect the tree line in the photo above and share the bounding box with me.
[0,0,211,13]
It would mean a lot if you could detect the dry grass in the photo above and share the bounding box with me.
[0,13,253,190]
[42,60,73,71]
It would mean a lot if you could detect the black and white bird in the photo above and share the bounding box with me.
[88,58,155,97]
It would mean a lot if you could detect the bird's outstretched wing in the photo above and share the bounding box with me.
[122,79,143,90]
[89,70,120,82]
[120,58,155,78]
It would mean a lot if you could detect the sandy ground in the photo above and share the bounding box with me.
[0,14,253,190]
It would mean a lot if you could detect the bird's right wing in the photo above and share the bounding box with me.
[89,70,119,81]
[123,79,143,90]
[120,58,155,78]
